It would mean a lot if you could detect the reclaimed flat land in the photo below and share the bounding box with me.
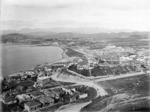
[65,48,84,57]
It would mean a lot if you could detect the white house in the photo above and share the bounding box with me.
[36,76,50,87]
[79,93,88,99]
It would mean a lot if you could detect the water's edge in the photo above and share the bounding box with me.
[1,44,64,78]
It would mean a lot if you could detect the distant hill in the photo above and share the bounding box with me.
[1,31,149,45]
[1,33,36,43]
[1,27,141,35]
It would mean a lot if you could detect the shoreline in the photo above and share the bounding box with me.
[1,44,65,78]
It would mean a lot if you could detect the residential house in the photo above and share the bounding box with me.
[16,94,31,103]
[24,100,42,112]
[70,93,79,103]
[79,93,88,99]
[62,93,78,103]
[18,80,35,88]
[52,88,65,96]
[36,76,50,87]
[41,90,59,99]
[21,74,29,80]
[28,91,44,99]
[25,70,35,76]
[3,95,17,105]
[11,75,22,82]
[36,96,54,107]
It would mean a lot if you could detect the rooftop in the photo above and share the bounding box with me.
[25,100,41,108]
[16,94,30,100]
[37,96,54,104]
[18,80,35,87]
[29,91,44,97]
[42,90,56,97]
[4,95,16,103]
[52,88,65,94]
[37,76,50,80]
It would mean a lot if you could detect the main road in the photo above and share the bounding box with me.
[94,70,150,82]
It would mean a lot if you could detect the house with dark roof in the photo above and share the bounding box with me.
[36,96,54,107]
[28,91,44,99]
[18,80,35,88]
[3,95,17,105]
[24,100,42,112]
[15,85,24,92]
[16,94,31,103]
[42,90,59,100]
[11,75,22,81]
[52,88,65,95]
[36,76,51,87]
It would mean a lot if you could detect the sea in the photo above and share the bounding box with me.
[1,44,63,76]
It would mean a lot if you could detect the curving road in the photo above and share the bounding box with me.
[50,71,108,112]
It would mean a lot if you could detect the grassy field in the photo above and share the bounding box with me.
[98,74,150,95]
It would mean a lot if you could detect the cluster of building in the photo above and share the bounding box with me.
[1,61,91,112]
[1,82,88,112]
[63,46,150,78]
[1,46,149,112]
[74,46,149,71]
[68,62,139,77]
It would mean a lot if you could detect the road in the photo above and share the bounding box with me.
[50,66,149,112]
[51,72,108,96]
[55,102,91,112]
[94,70,150,82]
[50,71,108,112]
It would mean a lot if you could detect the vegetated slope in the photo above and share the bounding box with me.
[1,33,29,43]
[81,93,150,112]
[1,33,44,44]
[81,74,150,112]
[2,32,148,45]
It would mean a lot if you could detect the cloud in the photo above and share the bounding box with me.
[0,20,37,29]
[12,3,71,10]
[1,0,150,31]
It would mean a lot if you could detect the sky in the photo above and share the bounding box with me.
[1,0,150,31]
